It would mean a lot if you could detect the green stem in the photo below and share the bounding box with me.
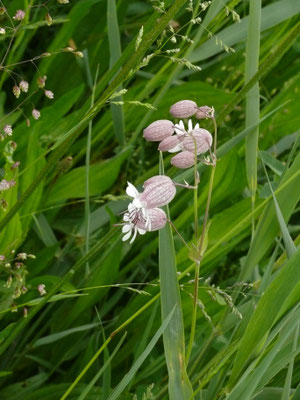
[186,117,218,365]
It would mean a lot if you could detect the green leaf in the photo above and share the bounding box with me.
[46,147,131,205]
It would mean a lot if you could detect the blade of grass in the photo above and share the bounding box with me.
[159,153,193,400]
[107,0,125,145]
[259,151,297,258]
[245,0,261,236]
[106,306,176,400]
[76,333,127,400]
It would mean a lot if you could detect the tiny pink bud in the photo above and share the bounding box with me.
[170,100,198,118]
[19,80,29,93]
[3,125,13,136]
[11,161,20,170]
[143,120,174,142]
[195,106,214,119]
[13,85,21,98]
[136,208,167,232]
[171,151,195,169]
[32,109,41,120]
[13,9,25,20]
[38,284,46,296]
[45,90,54,99]
[158,135,180,152]
[140,175,176,208]
[182,129,213,154]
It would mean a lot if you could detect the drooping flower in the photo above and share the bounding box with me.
[195,105,214,119]
[170,151,195,169]
[122,204,167,244]
[174,119,213,155]
[170,100,198,118]
[143,120,174,142]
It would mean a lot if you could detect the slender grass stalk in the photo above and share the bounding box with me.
[245,0,261,238]
[186,117,218,364]
[85,66,99,277]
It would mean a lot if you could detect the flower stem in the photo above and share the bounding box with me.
[186,117,218,365]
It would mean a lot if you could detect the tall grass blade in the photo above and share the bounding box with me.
[259,151,296,258]
[245,0,261,233]
[107,0,125,145]
[159,154,193,400]
[106,306,176,400]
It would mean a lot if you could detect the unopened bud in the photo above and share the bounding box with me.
[158,135,180,151]
[38,284,46,296]
[182,129,213,154]
[64,47,74,52]
[171,151,195,169]
[41,52,51,57]
[3,125,12,136]
[74,51,84,58]
[19,80,29,93]
[195,106,214,119]
[45,12,53,26]
[0,27,5,35]
[11,161,20,170]
[170,100,198,118]
[37,75,47,88]
[0,7,6,15]
[44,90,54,99]
[13,85,21,98]
[13,9,25,21]
[32,109,41,120]
[143,120,174,142]
[57,0,69,3]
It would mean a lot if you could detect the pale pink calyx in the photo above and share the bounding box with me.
[140,175,176,208]
[171,151,195,169]
[170,100,198,118]
[143,120,174,142]
[195,106,214,119]
[183,128,213,154]
[158,135,183,153]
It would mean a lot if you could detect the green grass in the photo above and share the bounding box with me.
[0,1,300,399]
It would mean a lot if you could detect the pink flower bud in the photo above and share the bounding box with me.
[195,106,214,119]
[170,100,198,118]
[3,125,12,136]
[136,208,167,231]
[171,151,195,169]
[13,9,25,21]
[13,85,20,98]
[45,90,54,99]
[182,129,213,154]
[158,135,180,152]
[19,80,29,93]
[143,120,174,142]
[140,175,176,208]
[38,284,46,296]
[32,109,41,120]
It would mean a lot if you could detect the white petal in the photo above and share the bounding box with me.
[195,123,199,130]
[126,182,139,198]
[132,198,143,208]
[122,224,132,233]
[168,144,182,153]
[130,228,138,244]
[188,119,193,132]
[122,231,132,241]
[138,228,146,235]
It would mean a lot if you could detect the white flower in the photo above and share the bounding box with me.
[122,203,147,244]
[0,27,5,35]
[44,90,54,99]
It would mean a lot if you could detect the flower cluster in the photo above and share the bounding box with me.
[119,100,215,244]
[121,176,176,243]
[143,100,214,169]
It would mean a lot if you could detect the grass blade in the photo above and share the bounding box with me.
[107,0,125,145]
[245,0,261,232]
[106,306,177,400]
[159,155,193,399]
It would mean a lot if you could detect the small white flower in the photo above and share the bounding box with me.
[3,125,13,136]
[32,109,41,120]
[19,80,29,93]
[13,9,25,21]
[0,27,5,35]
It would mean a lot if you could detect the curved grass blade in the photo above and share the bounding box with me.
[106,306,176,400]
